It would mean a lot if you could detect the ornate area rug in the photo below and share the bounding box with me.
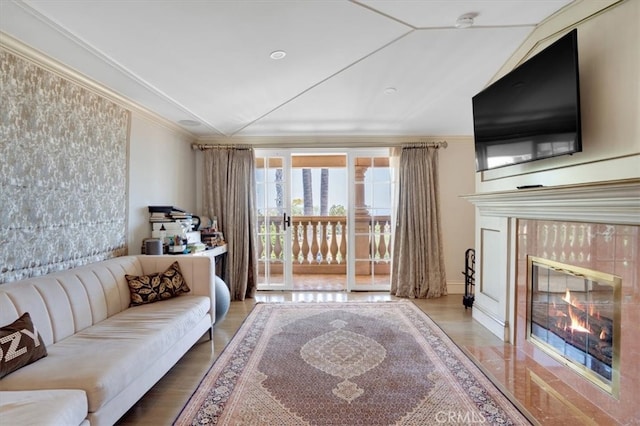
[175,301,530,425]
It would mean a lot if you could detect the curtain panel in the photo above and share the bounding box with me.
[391,145,447,298]
[202,147,257,300]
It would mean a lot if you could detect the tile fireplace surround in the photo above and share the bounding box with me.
[464,179,639,424]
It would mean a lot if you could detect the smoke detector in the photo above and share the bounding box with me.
[455,13,477,29]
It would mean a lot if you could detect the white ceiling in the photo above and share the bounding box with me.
[0,0,573,140]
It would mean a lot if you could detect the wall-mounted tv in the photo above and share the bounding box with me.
[472,29,582,172]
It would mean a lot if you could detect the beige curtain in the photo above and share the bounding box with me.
[390,145,447,298]
[202,147,257,300]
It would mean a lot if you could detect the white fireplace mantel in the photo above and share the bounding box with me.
[461,178,640,225]
[461,178,639,343]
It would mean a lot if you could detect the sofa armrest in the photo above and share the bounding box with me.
[136,255,216,323]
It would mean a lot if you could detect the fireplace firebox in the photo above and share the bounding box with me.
[527,256,621,395]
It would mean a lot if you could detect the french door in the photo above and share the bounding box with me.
[255,148,394,291]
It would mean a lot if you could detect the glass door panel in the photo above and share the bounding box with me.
[255,154,291,290]
[349,151,394,291]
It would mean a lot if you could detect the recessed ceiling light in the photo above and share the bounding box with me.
[270,50,287,60]
[384,87,397,95]
[178,119,201,127]
[455,13,477,28]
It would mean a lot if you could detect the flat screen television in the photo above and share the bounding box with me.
[472,29,582,172]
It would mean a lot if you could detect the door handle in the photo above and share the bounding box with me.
[283,213,291,230]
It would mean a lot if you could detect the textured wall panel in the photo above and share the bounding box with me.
[0,49,129,284]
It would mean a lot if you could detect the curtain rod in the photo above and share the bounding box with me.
[402,141,448,149]
[191,143,253,151]
[192,140,448,150]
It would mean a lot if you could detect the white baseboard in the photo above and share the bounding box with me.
[472,302,507,341]
[447,280,466,295]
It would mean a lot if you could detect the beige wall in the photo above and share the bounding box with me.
[476,0,640,193]
[439,139,476,293]
[128,113,197,254]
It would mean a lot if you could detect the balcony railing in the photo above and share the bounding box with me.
[258,215,392,275]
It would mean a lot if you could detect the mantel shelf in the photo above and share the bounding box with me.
[461,178,640,225]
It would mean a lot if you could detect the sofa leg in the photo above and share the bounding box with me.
[208,327,213,341]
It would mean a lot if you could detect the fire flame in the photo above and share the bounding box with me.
[561,288,585,310]
[567,305,590,333]
[562,289,591,334]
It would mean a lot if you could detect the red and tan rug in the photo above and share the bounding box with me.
[175,301,531,425]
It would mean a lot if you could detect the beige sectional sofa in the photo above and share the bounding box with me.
[0,255,216,426]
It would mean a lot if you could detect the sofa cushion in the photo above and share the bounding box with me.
[0,313,47,379]
[0,389,88,426]
[0,295,210,413]
[126,261,190,306]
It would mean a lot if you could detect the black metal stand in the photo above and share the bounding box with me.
[462,248,475,309]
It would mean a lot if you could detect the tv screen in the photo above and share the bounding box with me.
[472,29,582,172]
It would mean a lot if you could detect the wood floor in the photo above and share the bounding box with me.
[116,291,616,426]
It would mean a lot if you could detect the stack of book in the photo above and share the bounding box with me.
[149,212,172,223]
[148,206,192,223]
[170,210,192,221]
